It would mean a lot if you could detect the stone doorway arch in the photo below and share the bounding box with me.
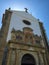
[21,54,36,65]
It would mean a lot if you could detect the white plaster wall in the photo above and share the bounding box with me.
[6,11,42,42]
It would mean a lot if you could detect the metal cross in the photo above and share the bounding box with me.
[24,8,28,13]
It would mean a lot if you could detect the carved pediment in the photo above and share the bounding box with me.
[23,27,33,34]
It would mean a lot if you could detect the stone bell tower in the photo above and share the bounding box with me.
[0,8,49,65]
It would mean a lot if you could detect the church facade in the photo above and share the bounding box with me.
[0,8,49,65]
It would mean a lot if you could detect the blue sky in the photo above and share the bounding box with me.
[0,0,49,40]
